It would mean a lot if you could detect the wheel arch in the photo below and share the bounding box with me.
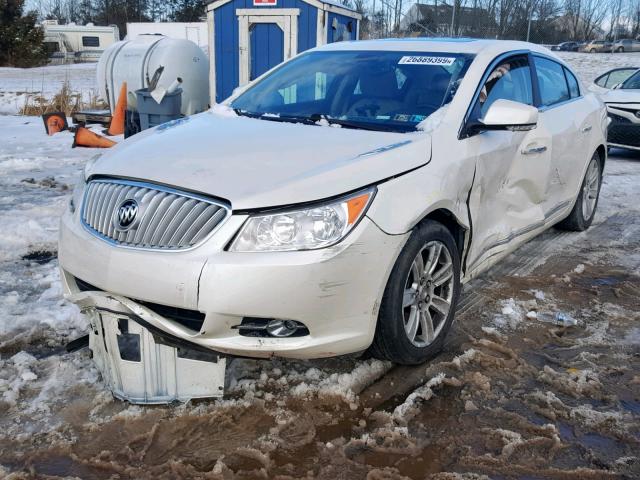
[596,143,607,170]
[415,208,468,271]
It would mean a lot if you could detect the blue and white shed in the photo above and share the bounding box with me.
[206,0,361,103]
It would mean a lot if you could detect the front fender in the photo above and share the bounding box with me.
[366,157,473,236]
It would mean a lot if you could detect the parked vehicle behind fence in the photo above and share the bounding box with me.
[551,41,580,52]
[612,39,640,53]
[581,40,613,53]
[59,39,607,372]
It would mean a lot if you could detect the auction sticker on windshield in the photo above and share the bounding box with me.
[398,56,456,66]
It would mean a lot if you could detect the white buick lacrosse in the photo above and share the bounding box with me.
[60,39,607,366]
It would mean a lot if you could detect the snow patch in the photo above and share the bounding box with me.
[392,373,447,422]
[416,105,449,133]
[209,103,238,118]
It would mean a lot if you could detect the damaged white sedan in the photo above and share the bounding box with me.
[59,39,607,402]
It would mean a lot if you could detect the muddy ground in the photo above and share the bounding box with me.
[1,142,639,479]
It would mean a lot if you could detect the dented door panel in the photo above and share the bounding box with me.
[464,128,551,275]
[538,101,586,207]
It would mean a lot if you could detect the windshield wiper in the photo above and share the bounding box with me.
[233,109,317,125]
[232,109,405,132]
[312,115,384,132]
[312,114,413,133]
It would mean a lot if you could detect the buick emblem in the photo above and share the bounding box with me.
[635,110,640,119]
[115,199,138,230]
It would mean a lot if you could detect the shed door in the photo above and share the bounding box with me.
[250,23,284,80]
[237,9,299,86]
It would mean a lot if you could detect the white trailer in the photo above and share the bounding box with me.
[43,20,120,62]
[126,22,208,49]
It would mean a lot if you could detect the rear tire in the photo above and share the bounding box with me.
[617,47,624,53]
[556,152,602,232]
[369,220,461,365]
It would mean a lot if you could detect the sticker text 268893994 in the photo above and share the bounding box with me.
[398,56,456,66]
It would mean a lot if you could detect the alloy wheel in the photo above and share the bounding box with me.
[582,157,600,222]
[402,240,454,348]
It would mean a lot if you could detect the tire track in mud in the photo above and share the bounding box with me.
[1,159,640,479]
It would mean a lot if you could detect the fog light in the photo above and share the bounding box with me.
[266,319,299,337]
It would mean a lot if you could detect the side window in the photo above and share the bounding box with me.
[564,68,580,98]
[534,56,570,106]
[478,56,533,117]
[606,69,635,88]
[82,36,100,47]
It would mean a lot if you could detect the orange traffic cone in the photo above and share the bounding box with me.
[73,126,117,148]
[106,82,127,136]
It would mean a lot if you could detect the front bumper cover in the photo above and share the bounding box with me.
[59,204,409,359]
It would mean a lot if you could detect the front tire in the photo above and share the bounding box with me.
[369,220,461,365]
[556,152,602,231]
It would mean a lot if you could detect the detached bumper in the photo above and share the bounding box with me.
[59,206,408,359]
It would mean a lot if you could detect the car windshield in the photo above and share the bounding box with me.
[621,70,640,89]
[230,50,475,133]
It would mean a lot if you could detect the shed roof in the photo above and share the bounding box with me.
[206,0,361,18]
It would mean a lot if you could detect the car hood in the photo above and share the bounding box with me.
[601,89,640,105]
[89,111,431,210]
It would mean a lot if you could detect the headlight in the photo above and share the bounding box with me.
[230,188,375,252]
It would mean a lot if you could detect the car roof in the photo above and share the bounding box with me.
[316,37,556,58]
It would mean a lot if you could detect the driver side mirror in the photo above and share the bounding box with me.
[477,99,538,132]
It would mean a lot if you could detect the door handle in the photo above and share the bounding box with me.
[581,125,592,133]
[522,146,547,155]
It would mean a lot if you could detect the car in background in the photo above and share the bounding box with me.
[551,41,580,52]
[599,69,640,151]
[612,39,640,53]
[582,40,613,53]
[59,39,608,365]
[589,67,640,94]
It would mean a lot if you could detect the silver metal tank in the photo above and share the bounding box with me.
[97,34,209,116]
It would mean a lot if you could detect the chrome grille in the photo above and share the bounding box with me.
[81,179,229,250]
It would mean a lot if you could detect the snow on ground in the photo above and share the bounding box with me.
[0,51,639,478]
[0,62,98,114]
[557,51,640,84]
